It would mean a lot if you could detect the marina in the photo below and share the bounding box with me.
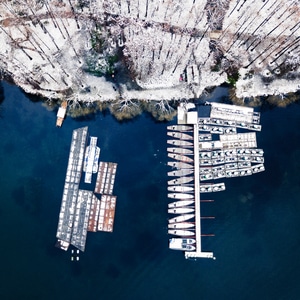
[56,127,118,253]
[167,102,265,259]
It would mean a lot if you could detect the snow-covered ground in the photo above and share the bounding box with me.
[0,0,300,108]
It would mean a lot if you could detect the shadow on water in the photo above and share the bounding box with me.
[11,176,43,217]
[105,263,120,279]
[3,142,15,154]
[70,262,83,277]
[134,231,161,258]
[118,247,137,268]
[20,89,42,103]
[0,82,4,118]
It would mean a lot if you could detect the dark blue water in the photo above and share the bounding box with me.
[0,81,299,300]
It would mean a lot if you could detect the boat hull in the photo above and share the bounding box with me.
[168,193,194,199]
[168,222,195,229]
[168,153,194,163]
[169,238,196,244]
[167,125,193,132]
[168,214,194,223]
[167,186,194,193]
[167,131,193,140]
[167,169,194,177]
[167,147,193,155]
[168,177,194,185]
[167,162,193,169]
[167,140,193,148]
[168,229,195,237]
[168,207,195,214]
[168,200,194,208]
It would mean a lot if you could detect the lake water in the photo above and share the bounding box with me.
[0,80,299,300]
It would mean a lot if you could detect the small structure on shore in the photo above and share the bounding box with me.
[56,101,67,127]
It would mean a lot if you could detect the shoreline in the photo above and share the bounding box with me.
[1,1,300,116]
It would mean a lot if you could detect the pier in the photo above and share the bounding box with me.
[56,127,118,253]
[167,102,265,259]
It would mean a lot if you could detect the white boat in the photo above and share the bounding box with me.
[169,238,196,244]
[168,207,195,214]
[167,186,194,193]
[167,162,193,169]
[167,169,194,177]
[168,193,194,199]
[167,131,193,140]
[168,200,194,208]
[168,222,195,229]
[168,153,194,163]
[167,147,193,155]
[167,140,193,148]
[167,125,193,132]
[168,214,194,223]
[168,177,193,185]
[169,238,196,251]
[168,229,195,237]
[199,134,212,141]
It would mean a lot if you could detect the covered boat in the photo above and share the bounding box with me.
[168,200,194,208]
[168,207,195,214]
[167,186,194,193]
[168,222,195,229]
[168,153,194,163]
[167,161,193,169]
[167,147,193,155]
[167,125,193,132]
[168,193,194,199]
[167,131,193,140]
[168,214,194,224]
[168,229,195,237]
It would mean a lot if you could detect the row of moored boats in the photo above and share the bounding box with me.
[167,125,197,251]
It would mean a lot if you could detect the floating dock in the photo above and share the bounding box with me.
[95,162,117,195]
[56,127,118,253]
[167,102,265,259]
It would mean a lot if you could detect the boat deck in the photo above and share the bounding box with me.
[87,195,101,232]
[95,162,117,195]
[97,195,117,232]
[70,190,93,252]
